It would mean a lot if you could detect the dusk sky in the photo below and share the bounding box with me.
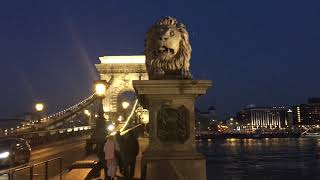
[0,0,320,118]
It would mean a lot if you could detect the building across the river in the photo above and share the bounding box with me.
[292,98,320,125]
[195,106,217,131]
[236,106,289,131]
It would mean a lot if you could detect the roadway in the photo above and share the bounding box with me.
[0,136,88,179]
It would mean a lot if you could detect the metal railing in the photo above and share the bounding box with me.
[0,157,62,180]
[0,126,92,138]
[0,126,92,148]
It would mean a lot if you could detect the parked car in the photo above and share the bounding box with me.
[0,138,31,167]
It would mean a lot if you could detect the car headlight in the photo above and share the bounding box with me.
[0,152,9,159]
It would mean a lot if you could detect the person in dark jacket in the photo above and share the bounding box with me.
[119,133,130,179]
[115,131,124,175]
[126,131,139,178]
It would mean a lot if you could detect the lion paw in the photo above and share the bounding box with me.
[155,69,165,76]
[181,70,192,79]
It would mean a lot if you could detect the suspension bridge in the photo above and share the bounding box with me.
[0,55,149,179]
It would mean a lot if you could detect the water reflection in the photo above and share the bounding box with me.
[197,138,320,180]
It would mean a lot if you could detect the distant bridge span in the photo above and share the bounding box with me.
[9,55,149,136]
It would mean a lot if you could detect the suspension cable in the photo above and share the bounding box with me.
[39,93,95,122]
[119,99,139,132]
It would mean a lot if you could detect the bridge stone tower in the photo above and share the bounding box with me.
[95,55,148,120]
[133,17,211,180]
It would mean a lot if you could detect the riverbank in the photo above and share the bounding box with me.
[196,132,301,139]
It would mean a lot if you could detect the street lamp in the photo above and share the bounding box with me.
[84,109,91,125]
[35,103,44,112]
[141,111,149,125]
[121,101,130,124]
[94,80,107,120]
[122,101,129,109]
[107,124,115,131]
[95,81,106,97]
[90,80,108,144]
[117,115,123,122]
[84,109,91,116]
[35,102,44,123]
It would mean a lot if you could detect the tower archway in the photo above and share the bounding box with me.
[95,55,148,121]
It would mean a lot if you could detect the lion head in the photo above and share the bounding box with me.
[145,17,192,80]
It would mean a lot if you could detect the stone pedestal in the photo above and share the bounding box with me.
[133,80,212,180]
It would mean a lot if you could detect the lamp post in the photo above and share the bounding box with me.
[35,103,44,112]
[35,102,44,123]
[84,109,91,125]
[90,80,107,144]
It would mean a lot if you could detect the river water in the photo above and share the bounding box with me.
[197,138,320,180]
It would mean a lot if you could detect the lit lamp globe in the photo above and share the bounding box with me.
[35,103,44,112]
[117,115,123,122]
[94,80,106,97]
[141,112,149,124]
[84,109,91,116]
[107,124,115,131]
[122,101,130,109]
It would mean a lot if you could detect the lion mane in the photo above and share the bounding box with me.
[145,17,192,80]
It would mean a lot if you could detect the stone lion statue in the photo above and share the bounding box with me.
[145,16,192,80]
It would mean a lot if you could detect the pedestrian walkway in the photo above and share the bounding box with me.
[58,137,149,180]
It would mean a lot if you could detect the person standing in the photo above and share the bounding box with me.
[115,131,124,175]
[117,132,131,179]
[104,135,119,180]
[127,132,139,178]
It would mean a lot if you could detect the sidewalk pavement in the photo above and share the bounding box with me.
[53,137,149,180]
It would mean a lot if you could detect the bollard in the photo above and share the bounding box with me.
[59,158,62,180]
[30,166,33,180]
[45,161,48,180]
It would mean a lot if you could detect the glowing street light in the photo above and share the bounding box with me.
[84,109,91,116]
[121,101,130,124]
[94,80,107,97]
[117,115,123,122]
[122,101,130,109]
[35,103,44,112]
[141,112,149,124]
[107,124,115,131]
[91,79,108,158]
[34,102,44,123]
[84,109,92,124]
